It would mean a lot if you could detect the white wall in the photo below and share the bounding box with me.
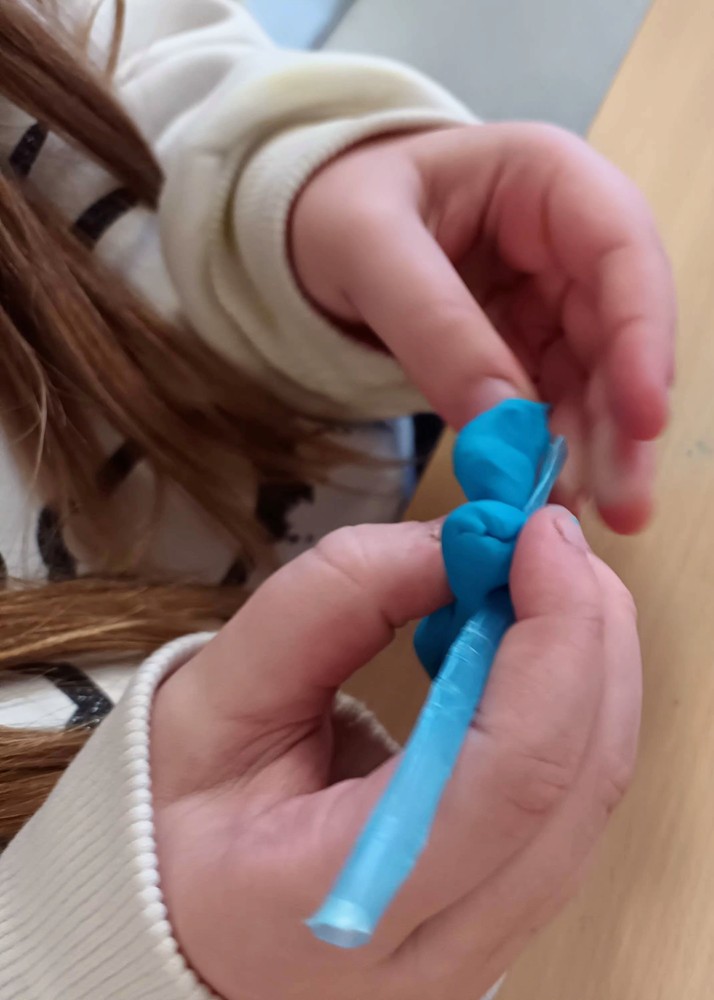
[324,0,652,133]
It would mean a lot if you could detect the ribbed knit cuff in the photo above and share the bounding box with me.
[234,107,471,421]
[0,634,217,1000]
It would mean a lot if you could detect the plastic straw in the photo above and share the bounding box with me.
[307,436,567,948]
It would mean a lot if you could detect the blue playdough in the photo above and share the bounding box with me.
[454,400,551,506]
[416,400,550,678]
[308,400,566,949]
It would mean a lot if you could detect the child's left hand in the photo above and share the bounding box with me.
[291,123,676,533]
[152,514,640,1000]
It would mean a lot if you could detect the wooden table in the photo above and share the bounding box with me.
[349,0,714,993]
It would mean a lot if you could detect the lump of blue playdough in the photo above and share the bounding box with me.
[441,500,526,607]
[415,400,550,679]
[414,503,523,679]
[453,400,550,506]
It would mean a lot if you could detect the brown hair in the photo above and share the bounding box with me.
[0,0,344,839]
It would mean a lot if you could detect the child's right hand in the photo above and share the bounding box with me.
[151,511,640,1000]
[292,123,676,533]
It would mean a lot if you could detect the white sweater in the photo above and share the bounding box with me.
[0,2,475,995]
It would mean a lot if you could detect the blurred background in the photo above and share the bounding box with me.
[245,0,653,133]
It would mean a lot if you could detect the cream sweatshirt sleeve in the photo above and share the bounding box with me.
[102,0,476,420]
[0,635,219,1000]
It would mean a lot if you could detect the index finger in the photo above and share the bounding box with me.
[528,126,675,441]
[156,520,450,798]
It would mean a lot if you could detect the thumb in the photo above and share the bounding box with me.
[281,505,611,948]
[156,521,450,789]
[347,213,534,427]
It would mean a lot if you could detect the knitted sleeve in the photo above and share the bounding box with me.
[0,634,218,1000]
[107,0,475,419]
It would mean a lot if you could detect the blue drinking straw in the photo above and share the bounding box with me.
[307,435,568,949]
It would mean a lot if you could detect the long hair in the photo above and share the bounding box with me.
[0,0,344,839]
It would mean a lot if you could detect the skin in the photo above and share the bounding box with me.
[150,125,659,996]
[291,123,676,533]
[153,511,641,999]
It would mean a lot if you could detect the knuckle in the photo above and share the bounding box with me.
[598,751,637,816]
[578,607,608,646]
[550,608,606,658]
[433,300,481,341]
[616,581,638,623]
[499,739,581,819]
[527,122,582,158]
[594,559,638,622]
[530,608,604,663]
[311,525,374,587]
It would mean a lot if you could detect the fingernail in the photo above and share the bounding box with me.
[471,377,519,415]
[552,506,590,552]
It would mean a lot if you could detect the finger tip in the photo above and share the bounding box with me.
[510,506,597,619]
[516,505,582,561]
[598,497,653,534]
[591,425,657,533]
[612,376,671,442]
[453,375,537,430]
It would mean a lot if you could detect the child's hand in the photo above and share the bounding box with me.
[152,512,640,1000]
[291,124,676,532]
